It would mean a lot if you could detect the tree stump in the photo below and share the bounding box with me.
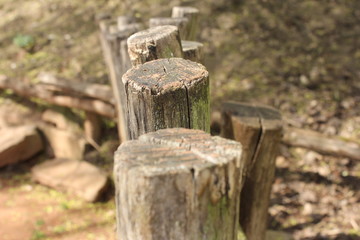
[99,17,142,142]
[123,58,210,139]
[171,6,199,40]
[182,40,203,63]
[127,25,183,66]
[149,17,189,39]
[221,101,283,240]
[114,128,244,240]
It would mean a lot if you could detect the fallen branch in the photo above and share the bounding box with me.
[0,75,116,118]
[283,127,360,161]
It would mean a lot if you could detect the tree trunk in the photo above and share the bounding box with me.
[114,128,244,240]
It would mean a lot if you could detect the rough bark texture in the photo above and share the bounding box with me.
[123,58,210,139]
[221,101,283,240]
[171,6,199,40]
[99,18,142,142]
[182,40,204,63]
[127,25,183,66]
[149,17,189,39]
[283,127,360,161]
[114,128,244,240]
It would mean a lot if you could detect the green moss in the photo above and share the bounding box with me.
[204,196,231,240]
[189,81,210,133]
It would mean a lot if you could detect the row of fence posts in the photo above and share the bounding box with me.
[98,6,283,240]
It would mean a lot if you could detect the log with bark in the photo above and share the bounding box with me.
[283,127,360,161]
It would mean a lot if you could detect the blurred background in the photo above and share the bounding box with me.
[0,0,359,239]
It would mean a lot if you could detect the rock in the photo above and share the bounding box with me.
[31,158,109,202]
[39,123,86,160]
[266,230,294,240]
[0,125,43,168]
[42,109,81,131]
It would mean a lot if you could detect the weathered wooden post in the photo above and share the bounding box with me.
[149,17,189,39]
[114,128,244,240]
[182,40,203,63]
[123,58,210,139]
[99,17,142,142]
[220,101,283,240]
[171,6,199,40]
[127,25,183,66]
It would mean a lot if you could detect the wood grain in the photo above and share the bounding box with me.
[221,101,283,240]
[114,128,244,240]
[123,58,210,139]
[127,25,183,66]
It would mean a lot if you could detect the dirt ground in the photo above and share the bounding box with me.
[0,0,359,239]
[0,163,116,240]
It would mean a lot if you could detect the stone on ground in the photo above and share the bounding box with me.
[0,125,43,168]
[40,123,86,160]
[31,158,109,202]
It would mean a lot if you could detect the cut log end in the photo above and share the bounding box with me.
[124,58,210,139]
[123,58,208,94]
[182,40,204,63]
[172,6,200,17]
[114,128,243,240]
[127,25,183,66]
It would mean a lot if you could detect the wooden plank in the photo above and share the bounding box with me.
[123,58,210,139]
[114,128,244,240]
[127,25,183,66]
[171,6,199,40]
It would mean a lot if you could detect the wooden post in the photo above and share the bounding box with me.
[127,25,183,66]
[84,111,102,144]
[171,6,199,40]
[149,17,189,39]
[123,58,210,139]
[114,128,244,240]
[99,18,142,142]
[220,101,282,240]
[182,40,203,63]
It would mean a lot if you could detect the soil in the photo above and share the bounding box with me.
[0,0,359,240]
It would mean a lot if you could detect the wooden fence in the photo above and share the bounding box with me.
[105,6,283,240]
